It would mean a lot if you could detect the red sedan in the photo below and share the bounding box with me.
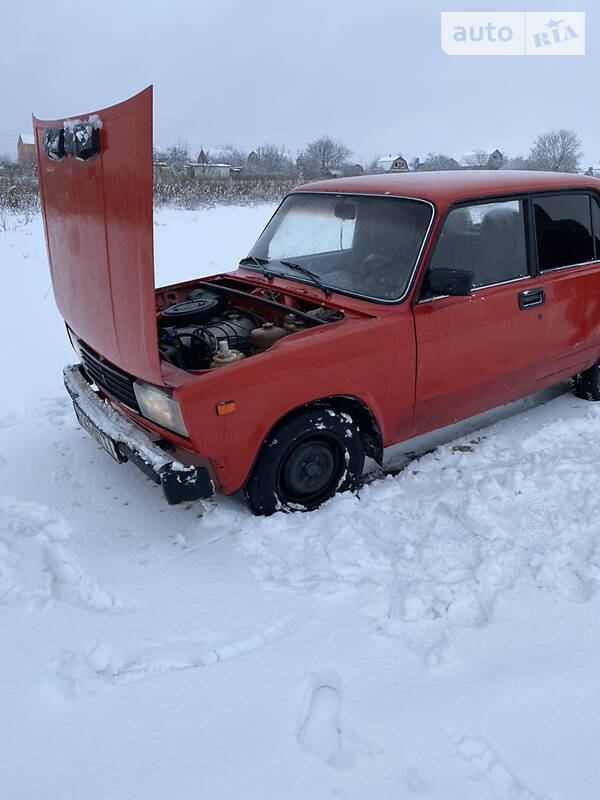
[34,88,600,514]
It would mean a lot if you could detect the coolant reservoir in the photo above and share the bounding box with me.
[250,322,287,350]
[210,340,246,368]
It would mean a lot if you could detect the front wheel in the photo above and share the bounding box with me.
[244,408,365,516]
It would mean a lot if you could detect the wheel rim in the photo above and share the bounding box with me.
[278,436,343,507]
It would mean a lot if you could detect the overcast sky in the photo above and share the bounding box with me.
[2,0,598,165]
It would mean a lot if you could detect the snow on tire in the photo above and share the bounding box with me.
[244,408,365,516]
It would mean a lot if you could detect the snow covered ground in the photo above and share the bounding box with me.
[2,206,600,800]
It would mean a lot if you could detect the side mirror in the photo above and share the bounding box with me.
[427,267,473,297]
[334,201,356,221]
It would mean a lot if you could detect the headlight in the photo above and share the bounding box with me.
[133,381,188,437]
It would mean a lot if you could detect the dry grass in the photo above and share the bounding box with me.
[0,163,301,214]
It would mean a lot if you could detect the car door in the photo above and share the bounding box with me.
[531,191,600,382]
[412,196,547,433]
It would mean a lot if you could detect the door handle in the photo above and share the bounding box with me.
[518,287,545,310]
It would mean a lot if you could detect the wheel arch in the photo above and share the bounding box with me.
[243,394,383,489]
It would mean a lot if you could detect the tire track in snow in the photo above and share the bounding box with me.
[55,618,291,693]
[238,402,600,665]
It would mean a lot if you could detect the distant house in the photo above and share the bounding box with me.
[153,162,173,182]
[377,154,409,173]
[413,155,461,171]
[209,149,240,165]
[17,134,36,164]
[487,149,503,169]
[347,163,364,177]
[187,162,241,180]
[460,149,503,170]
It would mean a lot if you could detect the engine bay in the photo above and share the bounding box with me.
[155,280,344,371]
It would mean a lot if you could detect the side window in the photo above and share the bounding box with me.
[533,193,594,270]
[591,195,600,257]
[430,199,528,289]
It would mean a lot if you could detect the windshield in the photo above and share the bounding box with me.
[247,193,433,301]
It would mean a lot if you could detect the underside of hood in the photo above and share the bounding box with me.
[33,86,164,385]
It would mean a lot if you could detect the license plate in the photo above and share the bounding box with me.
[73,401,122,462]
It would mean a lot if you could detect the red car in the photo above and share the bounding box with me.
[34,88,600,514]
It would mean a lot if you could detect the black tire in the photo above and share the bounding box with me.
[244,408,365,516]
[574,361,600,400]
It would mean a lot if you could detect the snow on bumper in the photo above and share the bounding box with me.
[63,364,215,504]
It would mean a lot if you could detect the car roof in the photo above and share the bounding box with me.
[295,170,600,207]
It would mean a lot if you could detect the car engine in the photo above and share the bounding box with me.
[157,285,342,371]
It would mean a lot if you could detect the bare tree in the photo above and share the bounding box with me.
[198,146,247,168]
[247,143,294,175]
[528,129,582,173]
[0,160,40,213]
[474,150,493,167]
[297,135,351,177]
[365,157,382,174]
[153,143,191,173]
[217,147,247,168]
[500,154,533,170]
[417,152,460,171]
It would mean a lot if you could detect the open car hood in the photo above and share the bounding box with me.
[33,87,164,385]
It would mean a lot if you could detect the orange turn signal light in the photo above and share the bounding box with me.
[216,400,236,416]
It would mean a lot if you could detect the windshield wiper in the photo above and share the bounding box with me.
[240,256,331,296]
[239,255,269,267]
[278,260,331,296]
[239,255,275,279]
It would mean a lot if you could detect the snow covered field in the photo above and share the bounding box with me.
[2,206,600,800]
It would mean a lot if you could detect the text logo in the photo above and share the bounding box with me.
[441,12,585,56]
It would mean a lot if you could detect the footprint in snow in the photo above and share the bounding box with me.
[0,412,25,429]
[0,500,134,613]
[450,732,542,800]
[43,543,133,613]
[296,670,374,769]
[405,766,430,794]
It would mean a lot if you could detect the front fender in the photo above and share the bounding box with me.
[175,313,415,493]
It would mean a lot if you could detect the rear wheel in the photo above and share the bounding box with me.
[244,408,365,516]
[574,361,600,400]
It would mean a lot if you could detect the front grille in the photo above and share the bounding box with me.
[79,342,141,413]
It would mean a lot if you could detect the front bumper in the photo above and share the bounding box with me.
[64,364,215,504]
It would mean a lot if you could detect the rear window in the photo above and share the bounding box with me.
[533,194,594,270]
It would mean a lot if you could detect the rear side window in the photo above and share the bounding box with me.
[533,194,594,270]
[592,196,600,257]
[430,199,528,288]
